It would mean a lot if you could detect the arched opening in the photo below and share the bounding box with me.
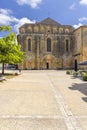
[28,39,31,51]
[43,55,56,69]
[74,59,78,71]
[66,39,69,52]
[46,62,49,69]
[47,38,51,52]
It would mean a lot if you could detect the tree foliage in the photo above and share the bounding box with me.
[0,25,25,74]
[0,26,11,31]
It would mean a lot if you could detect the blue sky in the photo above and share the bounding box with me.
[0,0,87,35]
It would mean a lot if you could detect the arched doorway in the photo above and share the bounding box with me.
[46,62,49,69]
[42,55,56,69]
[74,59,78,71]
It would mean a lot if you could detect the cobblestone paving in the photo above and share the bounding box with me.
[0,70,86,129]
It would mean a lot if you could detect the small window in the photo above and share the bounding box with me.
[66,40,69,52]
[47,38,51,52]
[28,39,31,51]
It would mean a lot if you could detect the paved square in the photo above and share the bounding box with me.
[0,70,87,129]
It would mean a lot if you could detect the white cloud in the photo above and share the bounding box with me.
[73,23,83,29]
[0,8,18,25]
[0,8,35,33]
[69,3,76,10]
[14,18,35,33]
[80,0,87,5]
[79,17,87,22]
[0,8,12,15]
[16,0,43,8]
[0,14,19,25]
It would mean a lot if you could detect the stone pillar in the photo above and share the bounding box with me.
[37,37,40,69]
[35,36,40,69]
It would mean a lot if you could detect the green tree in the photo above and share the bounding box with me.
[0,26,24,74]
[0,26,11,31]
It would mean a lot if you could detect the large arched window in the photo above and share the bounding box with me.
[47,38,51,52]
[28,39,31,51]
[66,39,69,52]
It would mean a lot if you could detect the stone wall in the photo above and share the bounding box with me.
[73,26,87,64]
[82,27,87,61]
[18,18,75,69]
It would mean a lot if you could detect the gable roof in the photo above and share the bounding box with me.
[39,17,61,26]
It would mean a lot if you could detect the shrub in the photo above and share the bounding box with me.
[73,71,78,77]
[81,72,86,76]
[78,70,82,75]
[66,70,71,74]
[14,72,19,76]
[82,73,87,81]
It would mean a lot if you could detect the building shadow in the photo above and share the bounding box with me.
[71,75,83,80]
[82,97,87,102]
[69,83,87,103]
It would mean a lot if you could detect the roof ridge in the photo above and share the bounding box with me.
[39,17,61,26]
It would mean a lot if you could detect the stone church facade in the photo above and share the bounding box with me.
[17,18,87,70]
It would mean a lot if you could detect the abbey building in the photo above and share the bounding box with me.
[17,18,87,69]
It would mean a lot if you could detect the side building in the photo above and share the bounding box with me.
[73,26,87,65]
[17,17,87,70]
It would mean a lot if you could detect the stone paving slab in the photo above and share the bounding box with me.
[0,73,61,116]
[0,90,61,116]
[0,118,67,130]
[76,118,87,130]
[0,70,87,129]
[50,72,87,116]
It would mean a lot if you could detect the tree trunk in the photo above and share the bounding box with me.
[2,63,5,75]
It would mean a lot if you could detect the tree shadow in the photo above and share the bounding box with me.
[69,83,87,102]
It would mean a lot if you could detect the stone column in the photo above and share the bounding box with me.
[37,37,40,69]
